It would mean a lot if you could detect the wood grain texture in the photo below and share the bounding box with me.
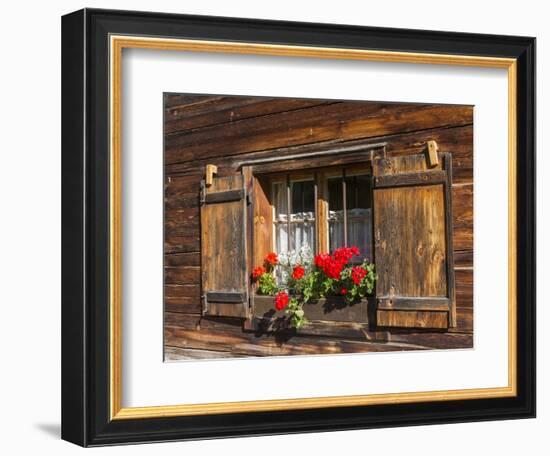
[165,103,473,165]
[165,97,332,134]
[373,154,455,329]
[165,125,473,183]
[252,176,273,268]
[374,184,448,297]
[164,95,474,359]
[201,174,249,317]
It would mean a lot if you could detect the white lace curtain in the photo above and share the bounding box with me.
[272,178,373,261]
[272,181,315,255]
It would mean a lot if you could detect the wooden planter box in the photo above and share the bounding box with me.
[245,294,377,339]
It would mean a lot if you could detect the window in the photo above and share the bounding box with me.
[200,150,457,332]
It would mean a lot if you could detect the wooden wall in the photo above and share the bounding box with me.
[163,94,473,360]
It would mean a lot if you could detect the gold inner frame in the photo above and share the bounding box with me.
[109,35,517,420]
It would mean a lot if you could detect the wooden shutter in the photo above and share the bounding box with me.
[200,174,249,318]
[373,153,456,329]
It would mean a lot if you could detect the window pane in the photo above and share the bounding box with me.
[290,180,315,254]
[347,175,373,261]
[328,174,373,261]
[328,177,345,252]
[272,179,315,257]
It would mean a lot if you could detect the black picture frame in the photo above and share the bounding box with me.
[62,8,536,447]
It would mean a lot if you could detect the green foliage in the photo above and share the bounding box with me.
[286,297,307,329]
[295,270,324,303]
[340,260,377,304]
[257,273,277,296]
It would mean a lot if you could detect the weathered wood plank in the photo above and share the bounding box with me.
[165,103,473,165]
[165,346,254,360]
[165,284,200,298]
[165,125,473,185]
[164,312,472,355]
[374,170,446,188]
[452,184,473,228]
[166,97,333,134]
[165,234,200,254]
[253,295,371,324]
[164,251,200,267]
[164,94,224,109]
[165,192,200,210]
[201,174,249,317]
[165,174,203,195]
[377,310,448,329]
[387,331,473,349]
[377,297,450,311]
[455,269,473,308]
[165,296,202,314]
[375,183,448,298]
[453,250,473,268]
[165,266,200,285]
[164,325,430,356]
[453,226,473,251]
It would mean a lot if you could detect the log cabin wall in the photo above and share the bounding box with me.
[163,94,473,360]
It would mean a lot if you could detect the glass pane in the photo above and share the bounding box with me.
[290,180,315,254]
[327,174,373,261]
[272,179,315,258]
[328,178,343,211]
[272,181,288,220]
[328,176,345,252]
[346,175,372,261]
[347,175,372,210]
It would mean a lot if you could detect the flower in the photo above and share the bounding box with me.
[264,252,278,266]
[274,291,289,311]
[324,259,344,279]
[292,265,305,280]
[340,287,348,295]
[333,246,359,265]
[314,253,330,269]
[252,266,266,281]
[351,266,367,285]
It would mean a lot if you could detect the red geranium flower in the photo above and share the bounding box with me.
[292,265,305,280]
[314,253,330,269]
[333,246,359,265]
[274,291,289,311]
[324,259,344,279]
[252,266,266,281]
[341,287,348,295]
[351,266,367,285]
[264,252,278,266]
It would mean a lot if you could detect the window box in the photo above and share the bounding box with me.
[246,294,374,339]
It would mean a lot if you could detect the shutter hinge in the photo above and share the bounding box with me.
[246,193,252,205]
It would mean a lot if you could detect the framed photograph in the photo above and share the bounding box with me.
[61,8,535,447]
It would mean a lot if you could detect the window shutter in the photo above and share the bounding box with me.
[373,153,456,329]
[200,174,249,318]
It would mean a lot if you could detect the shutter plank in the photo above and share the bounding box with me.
[373,153,456,329]
[201,174,249,318]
